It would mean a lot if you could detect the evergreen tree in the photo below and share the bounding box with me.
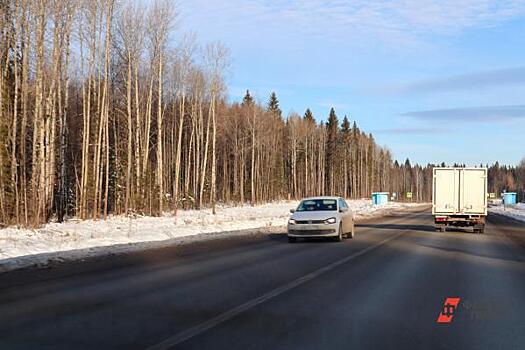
[242,89,253,106]
[341,117,351,178]
[267,91,282,118]
[326,108,339,155]
[341,115,350,133]
[340,116,351,197]
[304,108,315,123]
[325,108,339,194]
[403,158,413,197]
[327,108,338,131]
[351,121,359,137]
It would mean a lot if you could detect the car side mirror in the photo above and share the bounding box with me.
[290,209,295,213]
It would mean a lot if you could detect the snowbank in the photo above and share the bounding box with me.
[0,200,423,272]
[489,203,525,223]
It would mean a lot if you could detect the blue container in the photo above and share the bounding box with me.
[502,192,517,205]
[372,192,389,205]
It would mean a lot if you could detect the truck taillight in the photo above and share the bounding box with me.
[436,217,446,222]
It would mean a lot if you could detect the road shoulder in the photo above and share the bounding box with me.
[0,203,428,275]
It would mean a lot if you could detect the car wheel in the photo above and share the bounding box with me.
[349,224,355,239]
[288,236,297,243]
[335,223,343,242]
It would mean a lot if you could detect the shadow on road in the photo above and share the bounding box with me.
[488,213,525,251]
[414,241,524,263]
[266,234,336,243]
[356,223,435,233]
[267,233,289,241]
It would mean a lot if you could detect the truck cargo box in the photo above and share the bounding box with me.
[432,167,487,233]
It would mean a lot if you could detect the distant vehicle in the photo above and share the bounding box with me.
[287,197,355,243]
[432,167,488,233]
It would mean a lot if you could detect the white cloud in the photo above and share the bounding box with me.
[402,105,525,122]
[378,66,525,95]
[181,0,525,45]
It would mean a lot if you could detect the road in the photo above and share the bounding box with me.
[1,208,524,350]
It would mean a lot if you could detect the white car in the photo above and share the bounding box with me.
[287,197,355,243]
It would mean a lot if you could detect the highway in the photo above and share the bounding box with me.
[1,208,524,350]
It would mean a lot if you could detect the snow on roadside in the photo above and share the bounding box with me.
[489,203,525,223]
[0,200,423,272]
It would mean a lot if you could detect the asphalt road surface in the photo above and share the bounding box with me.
[1,208,525,350]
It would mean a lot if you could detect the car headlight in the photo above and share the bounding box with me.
[288,218,296,225]
[324,217,336,224]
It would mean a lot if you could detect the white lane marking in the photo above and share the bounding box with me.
[146,231,404,350]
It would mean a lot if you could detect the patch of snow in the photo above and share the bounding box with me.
[0,200,424,272]
[489,203,525,223]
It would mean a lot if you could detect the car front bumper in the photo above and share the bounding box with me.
[287,224,338,237]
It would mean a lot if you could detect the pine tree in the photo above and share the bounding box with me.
[326,110,339,158]
[304,108,314,123]
[404,158,413,199]
[242,89,253,106]
[341,116,351,197]
[326,108,338,135]
[267,91,282,118]
[325,108,339,195]
[341,116,350,133]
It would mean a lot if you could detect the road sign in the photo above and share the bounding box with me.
[406,192,413,199]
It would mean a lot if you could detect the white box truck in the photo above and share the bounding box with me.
[432,167,488,233]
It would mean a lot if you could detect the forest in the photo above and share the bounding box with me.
[0,0,523,227]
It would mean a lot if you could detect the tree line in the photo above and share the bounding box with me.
[0,0,522,227]
[488,160,525,200]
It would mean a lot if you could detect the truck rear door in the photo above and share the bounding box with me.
[460,168,487,215]
[433,168,460,214]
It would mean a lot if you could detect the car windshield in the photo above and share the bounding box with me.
[296,199,337,211]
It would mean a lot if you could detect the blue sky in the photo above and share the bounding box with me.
[178,0,525,165]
